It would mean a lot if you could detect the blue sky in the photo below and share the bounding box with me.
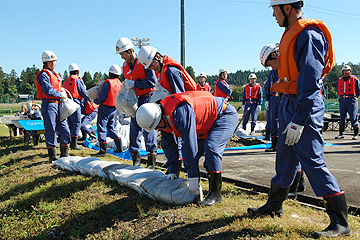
[1,0,359,78]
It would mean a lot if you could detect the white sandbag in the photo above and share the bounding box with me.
[89,161,120,178]
[53,156,83,171]
[125,170,166,194]
[86,80,104,100]
[112,167,152,189]
[75,157,102,175]
[150,82,171,103]
[81,160,103,176]
[103,163,135,181]
[115,82,138,117]
[59,89,80,121]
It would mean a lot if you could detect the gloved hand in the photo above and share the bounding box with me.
[167,173,177,180]
[241,105,245,111]
[282,122,304,146]
[188,177,200,193]
[257,105,261,112]
[61,90,68,99]
[124,80,135,89]
[265,101,269,110]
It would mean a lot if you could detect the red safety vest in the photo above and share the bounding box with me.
[158,55,196,93]
[214,78,230,98]
[102,78,121,107]
[338,76,356,97]
[271,19,335,95]
[161,91,217,139]
[244,83,260,100]
[196,82,210,92]
[36,68,62,99]
[63,75,83,100]
[122,58,155,96]
[85,100,99,115]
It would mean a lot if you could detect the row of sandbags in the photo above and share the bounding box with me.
[53,156,198,205]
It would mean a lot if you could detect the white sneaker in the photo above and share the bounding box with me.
[352,135,358,140]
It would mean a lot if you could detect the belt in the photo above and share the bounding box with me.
[139,93,150,98]
[43,99,60,104]
[246,101,258,104]
[340,95,355,98]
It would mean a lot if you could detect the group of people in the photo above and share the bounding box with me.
[35,0,350,238]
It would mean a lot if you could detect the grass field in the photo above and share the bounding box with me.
[0,124,359,239]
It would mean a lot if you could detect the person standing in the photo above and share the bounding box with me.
[63,63,92,150]
[116,37,158,169]
[196,72,211,92]
[92,64,123,157]
[214,68,232,100]
[136,91,238,206]
[335,64,360,140]
[247,1,350,238]
[242,73,263,135]
[36,50,70,162]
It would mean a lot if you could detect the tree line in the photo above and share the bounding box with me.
[0,62,359,103]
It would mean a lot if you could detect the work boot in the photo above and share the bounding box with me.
[70,136,83,150]
[78,130,86,141]
[250,125,255,135]
[114,138,123,153]
[247,184,290,217]
[313,192,350,238]
[60,145,70,158]
[146,153,156,170]
[199,172,222,206]
[131,152,141,166]
[264,129,270,140]
[92,142,108,157]
[352,127,359,140]
[288,170,303,199]
[88,131,97,143]
[33,134,39,146]
[335,128,345,139]
[297,170,306,192]
[265,137,278,152]
[47,147,58,163]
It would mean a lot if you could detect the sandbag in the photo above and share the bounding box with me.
[59,89,80,121]
[115,81,138,117]
[53,156,83,171]
[76,157,102,175]
[150,82,171,103]
[86,80,104,100]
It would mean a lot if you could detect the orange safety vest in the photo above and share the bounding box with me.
[244,83,260,100]
[271,19,335,95]
[158,55,196,93]
[196,82,210,92]
[122,58,155,96]
[161,91,217,139]
[63,75,83,100]
[36,69,62,99]
[102,78,121,107]
[337,76,356,97]
[214,78,230,98]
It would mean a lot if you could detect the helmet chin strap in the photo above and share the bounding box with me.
[279,5,292,28]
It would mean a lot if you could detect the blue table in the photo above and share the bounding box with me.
[17,120,45,149]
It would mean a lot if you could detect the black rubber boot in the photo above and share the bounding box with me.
[33,134,39,146]
[264,129,270,140]
[88,131,97,143]
[313,193,350,238]
[47,147,58,163]
[297,170,306,192]
[78,130,86,141]
[60,145,70,158]
[352,127,359,140]
[265,137,278,152]
[250,125,255,135]
[131,152,141,166]
[70,136,83,150]
[335,128,345,139]
[146,153,156,170]
[199,172,222,206]
[92,143,107,157]
[288,170,302,199]
[114,139,123,153]
[247,184,290,217]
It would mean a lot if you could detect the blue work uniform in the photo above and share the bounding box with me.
[242,83,263,128]
[272,15,341,196]
[94,81,120,143]
[80,101,97,135]
[267,69,282,137]
[37,71,70,148]
[162,97,238,178]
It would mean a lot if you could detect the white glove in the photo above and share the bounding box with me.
[241,105,245,111]
[257,105,261,112]
[124,80,135,89]
[167,173,177,180]
[188,177,200,193]
[61,91,68,99]
[265,101,269,110]
[282,122,304,146]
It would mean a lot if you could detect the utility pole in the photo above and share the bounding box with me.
[181,0,185,67]
[131,38,150,49]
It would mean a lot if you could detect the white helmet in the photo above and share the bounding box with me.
[199,72,207,78]
[249,73,257,79]
[270,0,302,7]
[138,46,157,69]
[109,64,122,75]
[342,65,352,72]
[219,68,227,76]
[42,50,57,63]
[259,44,278,66]
[136,103,162,132]
[69,63,80,72]
[116,37,134,54]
